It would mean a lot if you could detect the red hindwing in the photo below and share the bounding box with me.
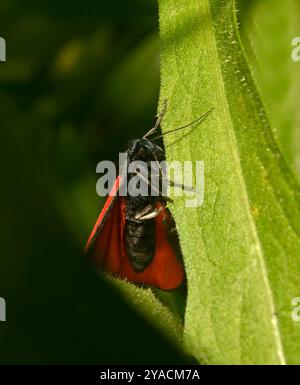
[85,176,184,290]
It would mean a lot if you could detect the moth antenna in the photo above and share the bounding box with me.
[152,106,214,141]
[143,99,168,139]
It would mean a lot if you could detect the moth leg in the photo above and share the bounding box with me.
[135,170,160,195]
[168,179,195,192]
[151,172,195,192]
[135,170,173,203]
[135,206,164,221]
[143,99,168,138]
[134,204,154,220]
[158,196,173,204]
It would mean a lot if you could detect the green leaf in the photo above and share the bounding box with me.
[237,0,300,175]
[158,0,300,364]
[105,275,183,347]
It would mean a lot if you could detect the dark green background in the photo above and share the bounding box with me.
[0,0,186,363]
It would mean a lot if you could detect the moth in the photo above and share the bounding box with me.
[85,101,212,290]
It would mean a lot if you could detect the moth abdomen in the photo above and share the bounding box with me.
[125,218,155,272]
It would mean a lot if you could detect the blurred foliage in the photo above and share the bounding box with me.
[237,0,300,176]
[0,0,188,363]
[0,0,160,242]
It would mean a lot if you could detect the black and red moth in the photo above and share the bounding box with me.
[85,101,211,290]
